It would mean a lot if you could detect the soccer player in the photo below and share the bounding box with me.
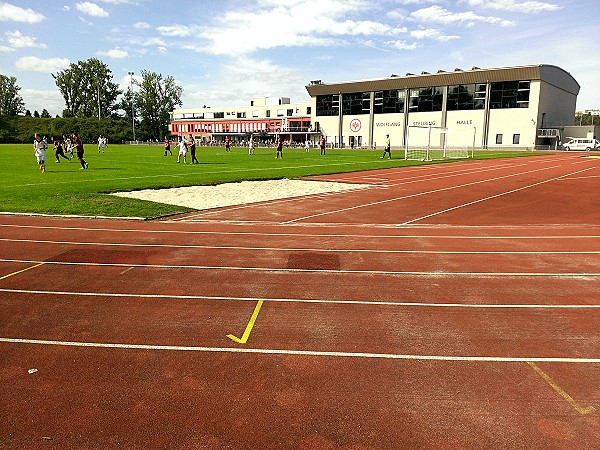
[381,134,391,159]
[319,136,326,155]
[225,136,231,152]
[176,136,187,163]
[188,134,199,164]
[164,136,172,156]
[248,134,255,155]
[33,133,47,173]
[276,136,283,158]
[72,132,88,169]
[98,135,106,153]
[53,137,71,163]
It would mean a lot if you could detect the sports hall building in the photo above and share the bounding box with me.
[169,64,580,150]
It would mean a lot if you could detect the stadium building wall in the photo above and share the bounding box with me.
[306,64,580,150]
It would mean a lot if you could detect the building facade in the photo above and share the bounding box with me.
[170,97,316,144]
[169,65,580,150]
[306,64,580,150]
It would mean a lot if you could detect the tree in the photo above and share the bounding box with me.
[52,58,122,118]
[41,109,51,118]
[0,75,26,116]
[134,70,183,139]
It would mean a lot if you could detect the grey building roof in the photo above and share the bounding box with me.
[305,64,580,97]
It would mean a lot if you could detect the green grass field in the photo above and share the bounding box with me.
[0,143,542,218]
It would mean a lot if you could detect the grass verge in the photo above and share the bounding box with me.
[0,143,543,218]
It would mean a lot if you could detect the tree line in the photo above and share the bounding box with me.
[0,57,182,143]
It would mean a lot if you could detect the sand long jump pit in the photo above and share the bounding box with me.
[112,178,369,211]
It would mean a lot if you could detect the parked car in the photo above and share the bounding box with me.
[562,138,600,151]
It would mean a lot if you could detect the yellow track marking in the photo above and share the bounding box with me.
[227,300,264,344]
[527,361,596,415]
[0,263,45,281]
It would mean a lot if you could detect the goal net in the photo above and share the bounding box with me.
[405,126,475,161]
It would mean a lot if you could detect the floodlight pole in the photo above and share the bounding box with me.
[128,71,136,142]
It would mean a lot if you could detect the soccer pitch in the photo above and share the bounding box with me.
[0,143,538,218]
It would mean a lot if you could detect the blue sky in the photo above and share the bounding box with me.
[1,0,599,116]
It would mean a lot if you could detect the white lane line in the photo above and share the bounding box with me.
[1,238,599,254]
[402,166,596,225]
[1,337,599,363]
[2,288,600,309]
[283,164,562,224]
[2,258,600,277]
[2,223,599,239]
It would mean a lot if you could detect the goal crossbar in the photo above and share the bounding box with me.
[405,125,475,161]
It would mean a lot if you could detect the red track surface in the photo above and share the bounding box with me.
[1,153,600,449]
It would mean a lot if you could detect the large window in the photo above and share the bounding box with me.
[342,92,370,115]
[409,87,443,112]
[490,80,530,109]
[447,84,486,110]
[316,94,340,116]
[374,90,405,114]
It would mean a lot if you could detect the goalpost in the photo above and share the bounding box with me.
[405,125,475,161]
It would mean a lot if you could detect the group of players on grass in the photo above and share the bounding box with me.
[163,134,328,163]
[35,132,333,172]
[33,132,90,173]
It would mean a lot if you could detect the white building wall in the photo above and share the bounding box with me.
[342,113,370,148]
[373,113,404,149]
[446,110,486,148]
[488,107,537,148]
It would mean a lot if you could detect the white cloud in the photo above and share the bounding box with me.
[15,56,71,73]
[183,55,308,107]
[21,88,65,117]
[387,40,418,50]
[463,0,561,13]
[410,28,460,41]
[134,22,151,29]
[97,48,128,58]
[0,44,13,53]
[410,5,515,27]
[5,31,47,49]
[157,25,192,37]
[76,2,109,17]
[192,0,407,56]
[0,2,44,23]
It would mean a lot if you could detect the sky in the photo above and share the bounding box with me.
[1,0,599,117]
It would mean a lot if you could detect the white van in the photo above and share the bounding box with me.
[562,138,600,151]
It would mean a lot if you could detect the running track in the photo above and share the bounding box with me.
[1,153,600,449]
